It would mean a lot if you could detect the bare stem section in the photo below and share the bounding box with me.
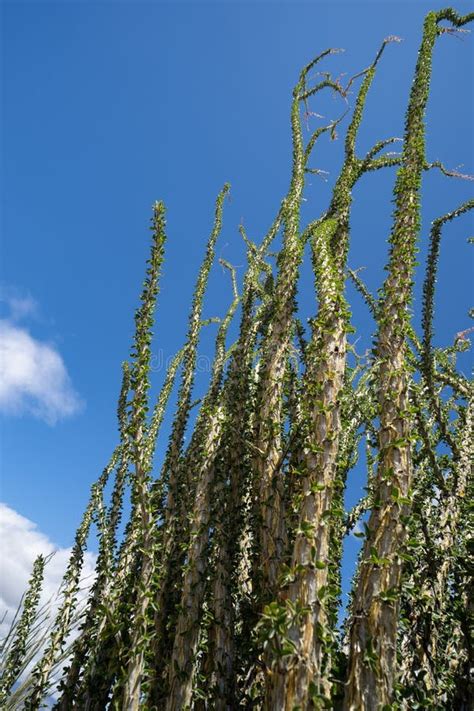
[344,10,474,710]
[7,10,473,711]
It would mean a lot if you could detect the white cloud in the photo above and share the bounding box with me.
[0,504,97,705]
[0,320,83,424]
[0,503,96,640]
[0,285,39,322]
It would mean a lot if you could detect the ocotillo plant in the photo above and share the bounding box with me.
[2,8,473,711]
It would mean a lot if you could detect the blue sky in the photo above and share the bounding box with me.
[1,1,473,610]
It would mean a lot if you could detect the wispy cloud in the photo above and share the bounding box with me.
[0,502,96,639]
[0,285,39,322]
[0,320,83,424]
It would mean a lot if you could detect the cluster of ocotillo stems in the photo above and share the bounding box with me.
[1,8,473,711]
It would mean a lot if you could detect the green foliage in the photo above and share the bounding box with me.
[5,8,473,710]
